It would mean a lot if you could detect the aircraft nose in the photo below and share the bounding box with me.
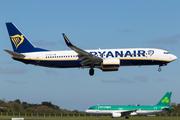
[171,54,177,61]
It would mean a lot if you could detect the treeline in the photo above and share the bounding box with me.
[0,99,180,114]
[171,103,180,113]
[0,99,79,114]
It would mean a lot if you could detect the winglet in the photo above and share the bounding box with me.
[62,33,73,46]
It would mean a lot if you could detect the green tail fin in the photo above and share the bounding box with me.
[156,92,172,106]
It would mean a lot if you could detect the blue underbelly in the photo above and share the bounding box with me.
[13,58,169,68]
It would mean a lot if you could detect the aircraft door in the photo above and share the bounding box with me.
[155,52,159,58]
[95,106,100,113]
[119,108,123,111]
[154,107,157,110]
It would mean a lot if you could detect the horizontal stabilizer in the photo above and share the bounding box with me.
[4,49,25,57]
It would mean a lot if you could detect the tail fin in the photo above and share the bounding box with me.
[156,92,172,106]
[6,22,48,53]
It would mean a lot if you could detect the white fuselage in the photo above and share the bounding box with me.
[15,48,176,69]
[85,109,163,116]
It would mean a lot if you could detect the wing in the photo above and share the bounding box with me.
[62,33,102,66]
[121,109,138,114]
[121,109,137,114]
[4,49,25,57]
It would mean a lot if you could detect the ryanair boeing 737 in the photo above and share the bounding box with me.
[86,92,173,119]
[4,22,177,76]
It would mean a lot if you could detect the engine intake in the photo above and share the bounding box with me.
[111,113,121,118]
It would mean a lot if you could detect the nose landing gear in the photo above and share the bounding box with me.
[158,67,162,72]
[158,64,167,72]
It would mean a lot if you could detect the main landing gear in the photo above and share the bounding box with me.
[125,116,129,119]
[89,68,94,76]
[158,65,162,72]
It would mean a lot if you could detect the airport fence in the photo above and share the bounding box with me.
[0,112,93,117]
[0,112,179,117]
[156,113,179,117]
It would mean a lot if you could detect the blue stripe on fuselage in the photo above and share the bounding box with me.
[90,50,146,58]
[13,58,169,68]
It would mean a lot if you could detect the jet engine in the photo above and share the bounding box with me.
[101,58,120,71]
[111,113,121,118]
[130,112,137,116]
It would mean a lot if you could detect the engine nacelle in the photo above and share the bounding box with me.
[111,113,121,118]
[101,58,120,71]
[130,112,137,116]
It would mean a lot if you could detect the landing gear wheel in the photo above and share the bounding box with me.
[96,115,98,119]
[158,68,162,72]
[89,68,94,76]
[125,116,129,119]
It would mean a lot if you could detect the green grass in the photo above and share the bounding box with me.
[0,116,179,120]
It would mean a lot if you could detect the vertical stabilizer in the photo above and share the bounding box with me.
[6,22,48,53]
[156,92,172,106]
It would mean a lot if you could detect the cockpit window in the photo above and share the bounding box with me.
[89,107,93,109]
[164,52,170,54]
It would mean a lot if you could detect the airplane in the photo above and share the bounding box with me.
[4,22,177,76]
[85,92,173,119]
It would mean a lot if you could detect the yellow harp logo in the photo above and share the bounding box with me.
[63,34,70,43]
[10,34,24,49]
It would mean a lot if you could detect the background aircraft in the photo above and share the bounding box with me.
[85,92,173,119]
[4,23,177,76]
